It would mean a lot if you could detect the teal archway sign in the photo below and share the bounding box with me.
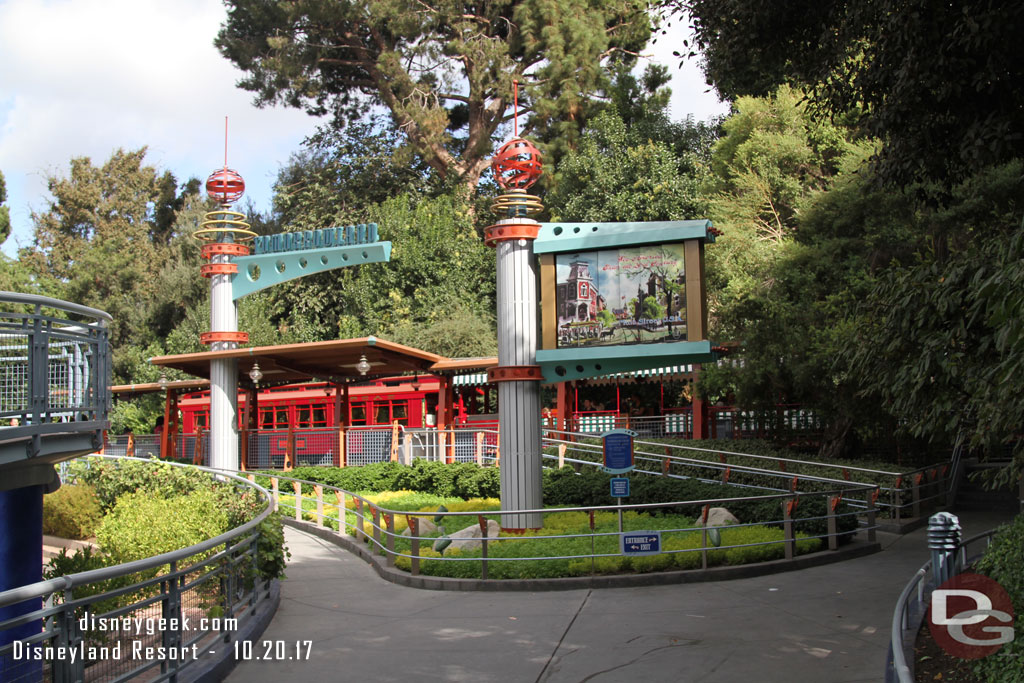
[231,223,391,300]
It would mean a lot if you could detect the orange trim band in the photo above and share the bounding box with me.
[200,263,238,276]
[200,331,250,345]
[487,365,544,383]
[483,223,541,247]
[201,243,250,258]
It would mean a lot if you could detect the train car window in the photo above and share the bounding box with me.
[374,403,390,425]
[311,406,327,427]
[350,404,366,425]
[296,406,311,428]
[196,411,209,430]
[392,402,408,425]
[274,407,289,429]
[259,409,273,430]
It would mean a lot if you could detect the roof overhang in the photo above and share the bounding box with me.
[148,336,443,386]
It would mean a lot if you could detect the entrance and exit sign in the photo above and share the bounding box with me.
[620,531,661,556]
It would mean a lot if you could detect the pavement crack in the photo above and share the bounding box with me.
[576,642,696,682]
[534,589,592,683]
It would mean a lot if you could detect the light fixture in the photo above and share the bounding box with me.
[158,373,168,391]
[411,374,421,391]
[356,354,371,376]
[249,362,263,385]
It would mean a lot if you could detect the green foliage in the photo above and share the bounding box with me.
[392,505,822,579]
[841,161,1024,477]
[20,149,201,379]
[971,514,1024,682]
[678,0,1024,192]
[69,459,218,513]
[43,545,110,579]
[96,489,229,564]
[263,460,501,500]
[547,106,712,222]
[0,169,10,244]
[260,189,496,345]
[216,0,651,192]
[254,514,290,581]
[42,485,103,540]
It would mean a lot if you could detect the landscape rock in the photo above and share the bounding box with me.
[433,519,501,552]
[705,507,739,528]
[401,518,437,537]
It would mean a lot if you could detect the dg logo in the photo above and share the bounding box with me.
[928,572,1015,659]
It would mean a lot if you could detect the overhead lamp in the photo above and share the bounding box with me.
[411,374,421,391]
[158,373,168,391]
[249,362,263,385]
[356,354,371,376]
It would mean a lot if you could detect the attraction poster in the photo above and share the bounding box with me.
[554,243,686,348]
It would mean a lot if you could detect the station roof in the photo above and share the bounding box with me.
[148,337,443,386]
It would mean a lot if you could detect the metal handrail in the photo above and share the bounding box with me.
[236,468,875,577]
[0,291,113,324]
[0,455,277,682]
[0,456,273,606]
[888,529,998,682]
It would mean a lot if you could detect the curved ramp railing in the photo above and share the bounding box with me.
[886,528,997,682]
[240,470,878,582]
[0,292,112,468]
[0,456,277,682]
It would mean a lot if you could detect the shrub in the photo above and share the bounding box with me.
[971,514,1024,682]
[96,489,229,564]
[69,459,217,512]
[43,484,103,539]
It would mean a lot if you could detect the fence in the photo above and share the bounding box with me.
[540,431,958,522]
[0,292,110,443]
[0,456,276,683]
[887,527,998,682]
[244,471,878,582]
[110,423,956,521]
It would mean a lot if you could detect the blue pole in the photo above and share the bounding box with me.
[0,484,44,676]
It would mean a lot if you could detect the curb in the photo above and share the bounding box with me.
[282,518,881,592]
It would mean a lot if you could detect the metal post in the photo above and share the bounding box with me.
[315,485,324,527]
[409,517,420,576]
[385,514,396,566]
[479,515,489,580]
[782,500,795,561]
[928,512,962,585]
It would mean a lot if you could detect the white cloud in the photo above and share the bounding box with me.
[0,0,322,255]
[0,1,728,257]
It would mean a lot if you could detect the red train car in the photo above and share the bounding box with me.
[177,376,443,433]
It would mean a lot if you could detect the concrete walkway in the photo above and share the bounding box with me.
[229,510,1011,683]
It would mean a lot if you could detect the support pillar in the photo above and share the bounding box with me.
[195,167,254,473]
[0,485,44,678]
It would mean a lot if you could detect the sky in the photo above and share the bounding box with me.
[0,0,729,259]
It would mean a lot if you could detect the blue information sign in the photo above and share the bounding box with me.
[602,429,637,474]
[610,477,630,498]
[620,531,661,556]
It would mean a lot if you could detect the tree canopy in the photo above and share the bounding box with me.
[671,0,1024,193]
[216,0,652,192]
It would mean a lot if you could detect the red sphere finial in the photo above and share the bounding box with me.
[206,168,245,205]
[491,138,543,191]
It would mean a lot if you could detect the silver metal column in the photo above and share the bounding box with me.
[208,248,239,471]
[493,220,544,530]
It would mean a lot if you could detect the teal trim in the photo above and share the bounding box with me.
[231,242,392,300]
[536,341,718,382]
[533,220,714,254]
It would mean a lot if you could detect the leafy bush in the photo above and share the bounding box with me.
[69,459,217,512]
[43,484,103,539]
[971,514,1024,682]
[96,489,229,564]
[391,504,822,579]
[264,460,501,499]
[542,466,858,542]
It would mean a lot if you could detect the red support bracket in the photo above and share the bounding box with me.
[487,365,544,382]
